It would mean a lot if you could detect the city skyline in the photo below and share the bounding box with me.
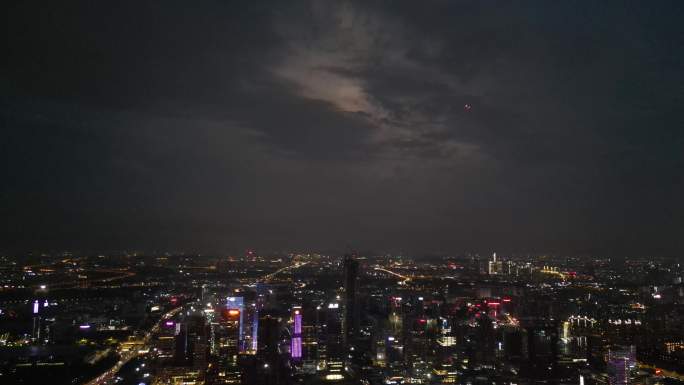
[0,251,682,385]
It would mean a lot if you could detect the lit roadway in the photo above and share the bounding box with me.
[258,261,309,283]
[373,266,412,284]
[29,268,136,290]
[85,306,183,385]
[540,267,568,281]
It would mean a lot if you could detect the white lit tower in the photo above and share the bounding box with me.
[488,253,503,275]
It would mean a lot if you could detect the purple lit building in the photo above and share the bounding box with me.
[291,306,302,360]
[608,345,636,385]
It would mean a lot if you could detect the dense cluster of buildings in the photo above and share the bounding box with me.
[0,252,682,385]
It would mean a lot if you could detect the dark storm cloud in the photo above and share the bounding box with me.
[2,1,683,255]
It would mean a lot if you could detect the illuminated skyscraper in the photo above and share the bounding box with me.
[31,300,40,341]
[488,252,503,275]
[291,306,302,360]
[322,302,344,373]
[608,346,637,385]
[219,308,241,361]
[216,308,241,384]
[226,297,245,351]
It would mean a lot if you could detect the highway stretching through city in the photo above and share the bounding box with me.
[258,261,310,283]
[85,306,183,385]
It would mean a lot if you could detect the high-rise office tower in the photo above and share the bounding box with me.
[257,315,280,360]
[342,254,360,346]
[218,308,241,362]
[174,323,190,366]
[301,316,318,373]
[519,318,560,379]
[291,306,302,360]
[322,302,344,374]
[215,308,241,384]
[256,314,283,385]
[608,346,637,385]
[31,300,40,342]
[190,321,209,375]
[475,316,496,366]
[488,252,503,275]
[177,315,208,371]
[226,297,245,351]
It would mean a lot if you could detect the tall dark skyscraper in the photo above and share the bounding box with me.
[174,323,190,366]
[257,314,280,361]
[254,314,284,385]
[342,254,360,346]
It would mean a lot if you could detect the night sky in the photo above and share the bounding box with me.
[3,1,684,256]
